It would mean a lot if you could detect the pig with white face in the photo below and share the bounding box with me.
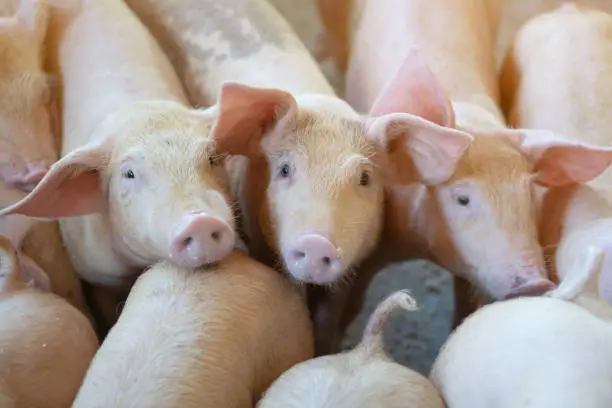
[0,0,248,288]
[257,290,444,408]
[501,3,612,306]
[73,250,313,408]
[0,0,58,192]
[0,233,99,408]
[314,0,612,352]
[430,245,612,408]
[124,0,472,290]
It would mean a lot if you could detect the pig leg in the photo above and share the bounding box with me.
[452,276,479,328]
[315,0,352,72]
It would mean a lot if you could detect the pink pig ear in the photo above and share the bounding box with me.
[0,140,111,219]
[14,0,49,44]
[212,82,298,157]
[368,113,473,185]
[509,129,612,187]
[370,47,455,128]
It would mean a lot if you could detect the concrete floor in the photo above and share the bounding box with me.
[268,0,612,375]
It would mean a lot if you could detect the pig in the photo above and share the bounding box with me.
[0,0,92,319]
[72,249,313,408]
[256,290,445,408]
[124,0,475,353]
[0,0,57,192]
[0,233,99,408]
[500,2,612,305]
[430,245,612,408]
[0,0,272,330]
[313,0,612,353]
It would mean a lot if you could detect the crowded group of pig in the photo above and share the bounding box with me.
[1,0,612,405]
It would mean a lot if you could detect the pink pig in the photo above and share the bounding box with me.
[313,0,612,353]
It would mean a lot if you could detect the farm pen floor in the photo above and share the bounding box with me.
[267,0,612,375]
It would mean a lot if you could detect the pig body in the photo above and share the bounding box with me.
[430,246,612,408]
[317,0,612,353]
[0,234,99,408]
[501,3,612,305]
[257,290,444,408]
[73,251,313,408]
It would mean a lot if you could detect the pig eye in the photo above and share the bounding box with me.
[208,156,216,167]
[122,169,135,179]
[359,171,370,186]
[279,163,292,178]
[456,195,470,206]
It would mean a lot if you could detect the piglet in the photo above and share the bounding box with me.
[0,0,264,331]
[501,2,612,305]
[72,250,313,408]
[0,233,99,408]
[257,290,445,408]
[0,0,58,192]
[430,245,612,408]
[324,0,612,350]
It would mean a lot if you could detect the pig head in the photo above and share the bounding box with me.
[0,100,240,273]
[213,82,473,285]
[373,50,612,300]
[0,0,58,192]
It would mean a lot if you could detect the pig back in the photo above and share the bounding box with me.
[125,0,335,106]
[73,252,313,408]
[348,0,502,115]
[0,289,98,408]
[502,5,612,192]
[45,0,188,154]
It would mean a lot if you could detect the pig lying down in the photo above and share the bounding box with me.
[431,245,612,408]
[73,250,313,408]
[0,234,98,408]
[501,2,612,306]
[0,0,58,192]
[257,290,444,408]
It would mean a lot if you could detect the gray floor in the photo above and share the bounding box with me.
[268,0,612,376]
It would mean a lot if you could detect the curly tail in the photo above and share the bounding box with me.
[357,289,419,358]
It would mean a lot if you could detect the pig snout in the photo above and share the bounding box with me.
[3,161,51,192]
[284,234,344,284]
[170,211,235,268]
[504,275,556,299]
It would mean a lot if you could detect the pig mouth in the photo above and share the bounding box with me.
[504,280,557,300]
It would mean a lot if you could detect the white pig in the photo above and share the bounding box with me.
[501,3,612,306]
[316,0,612,351]
[0,0,276,327]
[72,250,313,408]
[0,233,99,408]
[257,290,445,408]
[430,245,612,408]
[0,0,57,192]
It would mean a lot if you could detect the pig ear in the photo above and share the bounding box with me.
[368,113,473,184]
[510,129,612,187]
[14,0,49,44]
[370,47,455,128]
[18,253,52,292]
[0,140,111,219]
[212,82,298,157]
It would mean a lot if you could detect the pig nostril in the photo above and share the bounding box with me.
[210,231,221,242]
[322,256,331,266]
[182,237,193,248]
[293,250,306,260]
